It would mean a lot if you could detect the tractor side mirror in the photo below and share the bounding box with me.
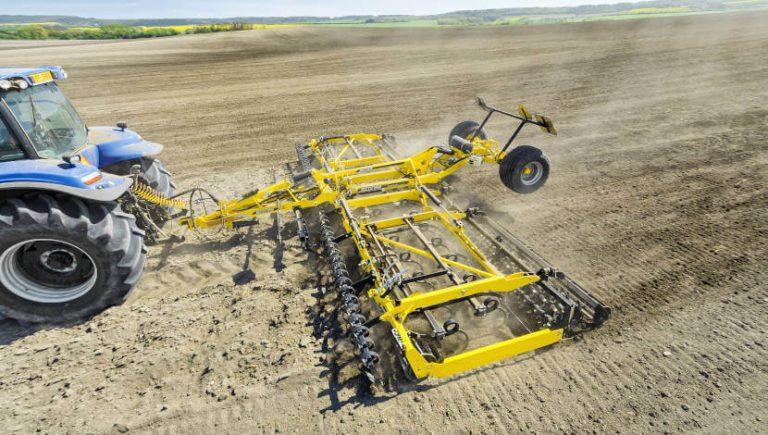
[116,122,128,132]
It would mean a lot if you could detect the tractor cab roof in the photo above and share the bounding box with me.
[0,66,66,87]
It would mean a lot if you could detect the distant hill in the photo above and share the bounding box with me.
[1,0,765,26]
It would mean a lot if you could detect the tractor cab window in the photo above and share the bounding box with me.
[0,119,23,162]
[2,82,87,160]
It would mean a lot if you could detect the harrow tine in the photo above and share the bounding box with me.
[293,208,310,249]
[404,218,487,315]
[272,170,285,272]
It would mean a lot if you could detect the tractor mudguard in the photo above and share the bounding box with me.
[0,159,130,202]
[86,126,163,169]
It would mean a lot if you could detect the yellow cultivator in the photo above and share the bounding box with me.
[164,99,610,383]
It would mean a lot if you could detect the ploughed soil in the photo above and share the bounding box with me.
[1,12,766,434]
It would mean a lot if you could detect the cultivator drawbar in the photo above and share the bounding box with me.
[172,99,611,382]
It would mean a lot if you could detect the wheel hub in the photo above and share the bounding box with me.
[0,239,97,304]
[40,248,78,273]
[520,161,544,186]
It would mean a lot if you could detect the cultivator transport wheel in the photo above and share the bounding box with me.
[0,194,146,323]
[499,145,550,194]
[449,120,487,144]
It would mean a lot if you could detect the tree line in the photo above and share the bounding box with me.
[0,23,256,40]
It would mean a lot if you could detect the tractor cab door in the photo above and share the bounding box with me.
[0,118,24,162]
[1,82,88,161]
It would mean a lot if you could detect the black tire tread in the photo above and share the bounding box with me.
[141,158,176,198]
[499,145,551,194]
[449,120,487,145]
[0,193,146,323]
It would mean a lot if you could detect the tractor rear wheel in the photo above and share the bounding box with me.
[135,158,176,239]
[0,194,146,323]
[499,145,550,194]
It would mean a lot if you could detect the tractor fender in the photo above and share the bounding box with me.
[0,159,130,202]
[87,126,163,168]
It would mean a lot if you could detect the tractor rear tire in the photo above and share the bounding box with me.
[0,194,146,323]
[449,120,487,145]
[499,145,550,194]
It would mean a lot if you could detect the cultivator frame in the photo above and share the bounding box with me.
[173,100,610,382]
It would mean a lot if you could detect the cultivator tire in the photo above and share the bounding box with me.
[0,194,146,323]
[449,120,487,145]
[499,145,550,194]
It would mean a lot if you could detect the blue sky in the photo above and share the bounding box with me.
[6,1,622,19]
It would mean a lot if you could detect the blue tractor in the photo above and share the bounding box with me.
[0,66,175,323]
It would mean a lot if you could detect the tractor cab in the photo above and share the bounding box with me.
[0,67,163,169]
[0,67,86,162]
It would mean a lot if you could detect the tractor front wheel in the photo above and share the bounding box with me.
[499,145,550,194]
[0,194,146,323]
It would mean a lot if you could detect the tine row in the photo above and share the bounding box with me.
[295,143,312,173]
[319,211,380,382]
[520,287,564,328]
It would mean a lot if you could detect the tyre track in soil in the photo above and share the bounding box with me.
[477,115,767,326]
[1,12,767,434]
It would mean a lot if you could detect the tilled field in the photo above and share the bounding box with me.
[1,12,767,434]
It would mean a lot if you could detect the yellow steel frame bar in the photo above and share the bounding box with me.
[178,132,565,379]
[348,206,562,379]
[371,234,495,279]
[383,275,562,379]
